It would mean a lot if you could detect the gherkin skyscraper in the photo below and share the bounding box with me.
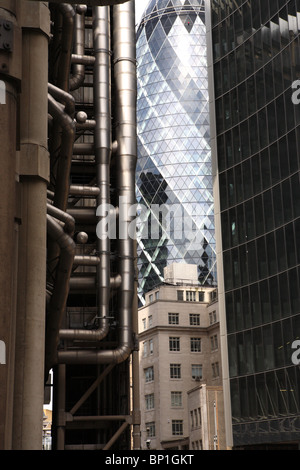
[136,0,216,304]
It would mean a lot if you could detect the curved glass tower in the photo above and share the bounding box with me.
[136,0,216,303]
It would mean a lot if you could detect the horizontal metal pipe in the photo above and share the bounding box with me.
[69,185,100,197]
[75,120,96,130]
[73,255,100,266]
[73,143,94,155]
[71,54,95,65]
[68,206,118,224]
[69,274,121,291]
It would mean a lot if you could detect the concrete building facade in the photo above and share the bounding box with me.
[138,264,224,450]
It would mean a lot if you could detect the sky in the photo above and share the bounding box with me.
[135,1,147,26]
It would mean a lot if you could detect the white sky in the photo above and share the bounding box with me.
[135,1,148,26]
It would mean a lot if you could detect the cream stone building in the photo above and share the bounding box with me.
[138,264,225,450]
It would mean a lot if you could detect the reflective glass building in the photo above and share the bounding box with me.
[207,0,300,448]
[136,0,217,304]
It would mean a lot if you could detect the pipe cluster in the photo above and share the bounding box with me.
[46,2,137,374]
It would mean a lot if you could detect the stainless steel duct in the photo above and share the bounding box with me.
[58,0,137,364]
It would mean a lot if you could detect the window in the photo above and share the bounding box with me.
[212,362,220,378]
[168,312,179,325]
[145,393,154,410]
[192,364,202,380]
[148,315,153,328]
[143,342,147,357]
[198,291,204,302]
[155,291,159,300]
[149,294,153,303]
[145,366,154,383]
[142,318,146,330]
[211,334,218,351]
[171,391,182,407]
[146,422,155,437]
[170,363,181,379]
[186,290,196,302]
[169,337,180,351]
[209,310,217,325]
[189,313,200,326]
[190,337,201,352]
[149,338,153,355]
[177,290,184,301]
[172,420,183,436]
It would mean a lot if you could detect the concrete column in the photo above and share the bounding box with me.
[12,0,50,450]
[0,1,22,450]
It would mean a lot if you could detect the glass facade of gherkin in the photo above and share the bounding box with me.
[136,0,216,304]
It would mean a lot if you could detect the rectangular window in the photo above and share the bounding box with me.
[192,364,202,380]
[190,337,201,352]
[210,334,218,350]
[170,363,181,379]
[177,290,184,301]
[209,310,217,325]
[149,338,153,355]
[172,420,183,436]
[168,312,179,325]
[143,342,147,357]
[142,318,146,330]
[145,393,154,410]
[169,337,180,351]
[199,291,204,302]
[155,291,159,300]
[190,411,194,430]
[149,294,153,303]
[212,362,220,378]
[171,391,182,407]
[186,291,196,302]
[145,366,154,383]
[189,313,200,326]
[148,315,153,328]
[146,422,155,437]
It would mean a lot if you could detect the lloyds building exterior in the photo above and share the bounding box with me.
[136,0,217,304]
[207,0,300,449]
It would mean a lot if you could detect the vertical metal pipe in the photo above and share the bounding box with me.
[94,4,111,341]
[70,6,86,91]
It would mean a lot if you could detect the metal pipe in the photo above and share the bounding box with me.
[70,7,86,91]
[73,142,94,154]
[73,255,101,266]
[71,54,95,65]
[47,203,75,235]
[48,93,75,211]
[45,215,75,373]
[58,6,112,344]
[58,0,137,365]
[57,3,75,92]
[69,185,100,197]
[48,83,75,117]
[68,274,122,291]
